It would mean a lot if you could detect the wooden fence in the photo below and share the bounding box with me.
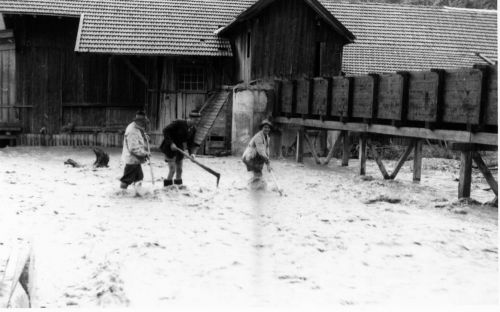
[275,65,498,132]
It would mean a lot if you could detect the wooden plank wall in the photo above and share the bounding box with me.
[9,15,146,135]
[0,30,16,124]
[276,65,498,132]
[230,0,345,83]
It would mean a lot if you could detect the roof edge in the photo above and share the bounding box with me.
[74,13,84,52]
[218,0,355,42]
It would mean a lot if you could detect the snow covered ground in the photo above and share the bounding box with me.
[0,146,497,309]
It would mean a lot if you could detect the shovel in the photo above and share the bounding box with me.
[268,165,284,196]
[145,135,155,186]
[173,146,221,187]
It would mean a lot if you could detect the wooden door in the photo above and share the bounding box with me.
[0,30,17,124]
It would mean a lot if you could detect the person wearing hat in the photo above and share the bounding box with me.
[160,111,201,187]
[119,110,151,196]
[242,119,273,181]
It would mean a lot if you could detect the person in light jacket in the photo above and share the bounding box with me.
[120,110,151,195]
[242,119,272,181]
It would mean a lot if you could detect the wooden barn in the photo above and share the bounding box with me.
[0,0,255,153]
[0,0,497,157]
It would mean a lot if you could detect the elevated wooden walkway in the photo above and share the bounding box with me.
[274,65,498,201]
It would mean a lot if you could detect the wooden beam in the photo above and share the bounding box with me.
[370,143,390,179]
[472,151,498,196]
[304,132,321,165]
[359,135,367,175]
[323,130,342,165]
[413,139,423,183]
[458,150,473,198]
[275,117,497,146]
[341,131,350,166]
[118,56,148,86]
[390,139,415,179]
[107,56,114,106]
[296,128,304,163]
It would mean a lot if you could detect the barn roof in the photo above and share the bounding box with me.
[0,0,254,56]
[0,0,497,74]
[321,0,498,74]
[216,0,356,43]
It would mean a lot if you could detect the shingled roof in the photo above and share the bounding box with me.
[0,0,497,74]
[0,0,254,56]
[320,0,498,74]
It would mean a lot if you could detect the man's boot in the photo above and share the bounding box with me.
[164,179,173,187]
[174,179,186,189]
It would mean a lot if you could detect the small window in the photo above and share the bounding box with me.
[177,65,205,91]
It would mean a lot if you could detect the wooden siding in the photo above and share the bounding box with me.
[275,65,498,132]
[0,30,16,124]
[229,0,346,83]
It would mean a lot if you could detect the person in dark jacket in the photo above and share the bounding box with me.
[160,111,201,187]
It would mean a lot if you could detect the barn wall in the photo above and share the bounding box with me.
[229,0,346,83]
[5,15,234,152]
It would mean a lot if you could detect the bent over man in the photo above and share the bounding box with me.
[120,110,151,195]
[160,111,201,187]
[242,119,272,182]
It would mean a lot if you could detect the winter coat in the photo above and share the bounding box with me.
[121,122,148,165]
[242,130,270,167]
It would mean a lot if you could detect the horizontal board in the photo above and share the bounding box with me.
[442,68,482,124]
[407,71,439,122]
[330,76,349,117]
[296,79,310,115]
[377,74,403,120]
[485,66,497,126]
[351,76,374,118]
[311,78,328,115]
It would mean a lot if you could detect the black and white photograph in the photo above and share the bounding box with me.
[0,0,497,309]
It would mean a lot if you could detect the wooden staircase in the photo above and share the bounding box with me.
[194,89,231,146]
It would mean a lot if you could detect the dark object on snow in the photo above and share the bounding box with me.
[93,148,109,168]
[364,195,401,204]
[64,159,82,168]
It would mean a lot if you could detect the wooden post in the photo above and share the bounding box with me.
[390,139,415,179]
[341,131,350,167]
[472,151,498,196]
[458,150,473,198]
[296,128,304,163]
[304,132,321,165]
[413,139,423,182]
[370,143,390,179]
[323,130,342,165]
[359,134,367,175]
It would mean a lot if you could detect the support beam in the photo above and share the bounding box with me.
[296,128,304,163]
[472,151,498,196]
[413,139,423,183]
[341,131,350,167]
[370,143,390,179]
[275,117,497,146]
[323,130,342,165]
[304,132,321,165]
[118,56,149,86]
[359,135,367,175]
[458,150,473,198]
[390,140,415,179]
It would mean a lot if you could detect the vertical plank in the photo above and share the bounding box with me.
[413,139,423,182]
[359,134,367,175]
[472,151,498,196]
[296,128,304,163]
[341,130,350,167]
[458,150,473,198]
